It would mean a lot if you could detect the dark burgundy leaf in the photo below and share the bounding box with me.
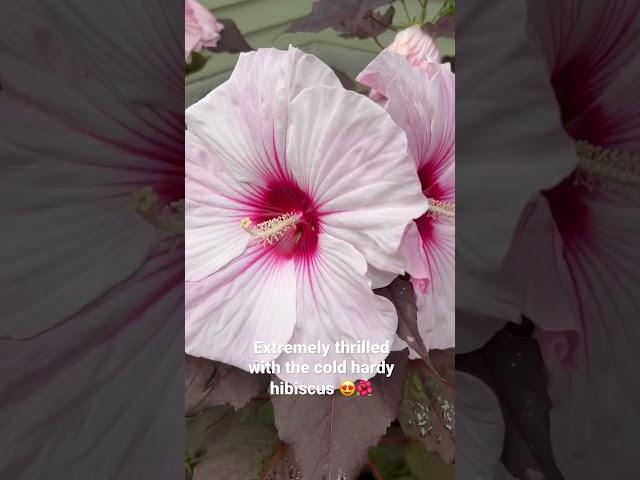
[186,355,269,415]
[376,277,450,384]
[456,323,564,479]
[442,55,455,72]
[271,351,408,480]
[429,348,455,385]
[186,402,282,480]
[376,278,427,357]
[339,6,395,39]
[330,66,370,94]
[358,0,399,15]
[287,1,349,33]
[423,14,455,39]
[287,0,395,39]
[185,51,208,74]
[209,18,253,53]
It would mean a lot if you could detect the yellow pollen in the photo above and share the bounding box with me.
[427,198,455,219]
[240,212,301,245]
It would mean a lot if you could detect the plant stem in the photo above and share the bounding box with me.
[400,0,412,23]
[368,11,394,30]
[421,0,428,24]
[260,443,288,480]
[368,460,384,480]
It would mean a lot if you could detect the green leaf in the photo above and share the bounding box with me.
[369,442,412,479]
[405,442,454,480]
[368,431,454,480]
[438,0,456,18]
[255,399,275,427]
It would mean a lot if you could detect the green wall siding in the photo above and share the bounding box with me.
[186,0,453,106]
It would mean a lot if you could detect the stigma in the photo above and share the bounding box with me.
[240,212,302,245]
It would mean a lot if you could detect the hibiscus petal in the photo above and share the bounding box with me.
[276,234,397,387]
[422,65,455,176]
[185,242,297,370]
[185,131,254,281]
[185,46,341,185]
[357,50,455,178]
[286,85,428,274]
[400,221,455,351]
[366,263,401,289]
[357,50,455,347]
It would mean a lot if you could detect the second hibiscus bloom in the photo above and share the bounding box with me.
[359,42,455,354]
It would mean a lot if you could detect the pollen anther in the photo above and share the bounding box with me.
[427,198,455,219]
[241,212,301,245]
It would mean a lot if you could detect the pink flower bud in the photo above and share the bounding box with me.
[388,25,441,66]
[185,0,224,63]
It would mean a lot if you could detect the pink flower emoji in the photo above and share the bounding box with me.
[358,51,455,353]
[185,0,224,63]
[356,379,374,397]
[185,47,427,387]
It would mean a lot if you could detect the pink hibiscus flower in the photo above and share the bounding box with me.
[358,51,455,352]
[367,26,441,103]
[185,0,224,63]
[185,46,427,386]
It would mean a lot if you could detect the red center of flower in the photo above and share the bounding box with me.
[244,179,320,261]
[417,165,455,226]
